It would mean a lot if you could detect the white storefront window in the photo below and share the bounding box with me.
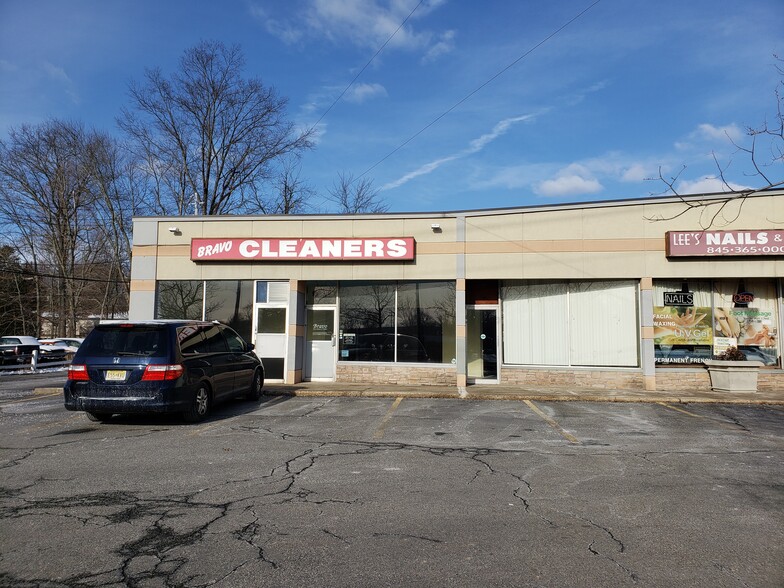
[502,280,639,367]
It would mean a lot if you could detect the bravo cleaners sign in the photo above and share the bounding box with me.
[191,237,416,261]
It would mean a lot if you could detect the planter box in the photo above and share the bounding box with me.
[704,360,763,392]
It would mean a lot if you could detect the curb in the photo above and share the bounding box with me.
[33,385,783,405]
[262,389,784,405]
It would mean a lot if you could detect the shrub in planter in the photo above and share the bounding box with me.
[716,346,746,361]
[704,347,762,393]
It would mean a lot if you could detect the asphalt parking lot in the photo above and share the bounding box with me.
[0,375,782,587]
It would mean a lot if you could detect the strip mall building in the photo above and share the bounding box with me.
[129,190,783,394]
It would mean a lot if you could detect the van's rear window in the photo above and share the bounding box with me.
[82,326,169,358]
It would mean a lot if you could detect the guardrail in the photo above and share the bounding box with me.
[0,350,71,372]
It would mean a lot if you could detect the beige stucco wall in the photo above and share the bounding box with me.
[128,191,784,392]
[134,192,784,284]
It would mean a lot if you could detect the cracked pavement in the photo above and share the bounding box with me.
[0,387,782,587]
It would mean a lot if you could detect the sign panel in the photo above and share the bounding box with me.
[663,291,693,306]
[666,230,784,257]
[191,237,415,261]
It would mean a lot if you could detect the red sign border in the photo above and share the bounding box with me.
[190,237,416,262]
[665,230,784,258]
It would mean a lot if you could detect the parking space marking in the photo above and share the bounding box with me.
[657,402,750,432]
[523,400,579,444]
[21,414,83,434]
[0,391,62,406]
[657,402,701,418]
[187,421,225,437]
[373,397,403,440]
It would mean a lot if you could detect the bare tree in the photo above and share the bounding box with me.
[87,135,148,304]
[119,40,312,215]
[650,56,784,228]
[327,172,389,214]
[252,157,314,214]
[0,120,106,335]
[0,120,133,335]
[0,246,36,334]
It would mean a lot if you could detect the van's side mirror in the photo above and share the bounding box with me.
[246,342,255,352]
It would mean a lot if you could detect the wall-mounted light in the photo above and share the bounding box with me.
[168,226,181,235]
[430,223,442,233]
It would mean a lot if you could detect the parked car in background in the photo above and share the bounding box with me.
[39,338,84,357]
[0,335,68,365]
[64,321,264,423]
[0,336,39,365]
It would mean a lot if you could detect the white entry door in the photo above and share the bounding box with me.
[304,307,336,380]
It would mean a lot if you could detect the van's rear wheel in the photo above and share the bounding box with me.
[183,384,210,423]
[85,412,112,423]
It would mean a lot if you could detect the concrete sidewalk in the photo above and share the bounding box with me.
[263,382,784,405]
[31,381,783,405]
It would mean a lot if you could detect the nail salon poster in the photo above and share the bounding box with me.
[653,307,714,345]
[714,308,777,346]
[713,307,778,365]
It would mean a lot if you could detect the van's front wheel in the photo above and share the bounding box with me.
[85,412,112,423]
[183,384,210,423]
[247,370,264,401]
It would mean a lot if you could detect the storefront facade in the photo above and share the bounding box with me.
[129,191,784,394]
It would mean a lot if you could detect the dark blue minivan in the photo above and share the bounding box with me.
[64,321,264,423]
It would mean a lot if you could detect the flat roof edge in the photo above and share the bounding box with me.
[132,188,784,222]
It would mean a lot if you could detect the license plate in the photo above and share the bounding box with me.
[105,370,127,382]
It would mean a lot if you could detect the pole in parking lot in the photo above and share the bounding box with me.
[31,350,39,371]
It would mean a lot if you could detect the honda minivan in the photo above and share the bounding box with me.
[64,321,264,423]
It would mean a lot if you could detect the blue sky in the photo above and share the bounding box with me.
[1,0,782,213]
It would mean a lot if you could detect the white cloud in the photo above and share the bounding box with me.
[254,1,453,60]
[563,79,609,106]
[535,174,603,198]
[382,113,538,190]
[249,4,306,44]
[675,122,744,151]
[675,175,752,195]
[344,82,388,103]
[422,30,456,63]
[42,61,79,104]
[620,163,652,182]
[696,123,743,142]
[469,114,537,151]
[470,163,553,191]
[382,154,460,189]
[307,0,426,50]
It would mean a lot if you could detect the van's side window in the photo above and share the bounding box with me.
[203,325,229,353]
[178,327,205,354]
[222,328,247,353]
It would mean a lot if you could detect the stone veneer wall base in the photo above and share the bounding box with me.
[336,363,457,386]
[500,367,644,390]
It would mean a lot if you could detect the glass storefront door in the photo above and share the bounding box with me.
[467,306,499,382]
[304,307,337,380]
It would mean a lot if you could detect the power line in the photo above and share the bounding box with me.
[307,0,426,133]
[0,266,128,285]
[359,0,603,178]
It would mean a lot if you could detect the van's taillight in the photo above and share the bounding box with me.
[67,364,89,381]
[141,364,184,381]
